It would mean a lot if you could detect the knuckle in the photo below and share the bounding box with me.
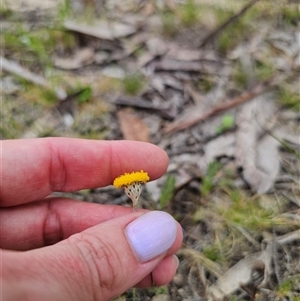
[43,199,63,246]
[69,233,124,297]
[47,139,68,192]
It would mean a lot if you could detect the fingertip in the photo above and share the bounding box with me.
[152,254,179,286]
[109,140,169,181]
[172,254,179,269]
[1,138,169,206]
[165,222,184,257]
[125,211,177,263]
[136,255,180,288]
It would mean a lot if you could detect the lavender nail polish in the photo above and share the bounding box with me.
[125,211,177,262]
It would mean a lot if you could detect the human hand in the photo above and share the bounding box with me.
[0,138,183,301]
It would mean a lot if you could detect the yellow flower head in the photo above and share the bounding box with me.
[113,170,150,211]
[113,170,150,188]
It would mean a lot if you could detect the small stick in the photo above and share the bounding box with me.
[1,56,67,100]
[198,0,261,48]
[163,73,292,134]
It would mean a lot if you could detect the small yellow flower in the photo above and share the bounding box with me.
[113,170,150,211]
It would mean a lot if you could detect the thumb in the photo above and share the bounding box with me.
[2,211,182,301]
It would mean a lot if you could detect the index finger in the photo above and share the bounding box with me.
[0,138,169,207]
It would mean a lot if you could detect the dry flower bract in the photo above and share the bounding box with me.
[113,170,150,211]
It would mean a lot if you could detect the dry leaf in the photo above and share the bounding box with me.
[141,2,155,16]
[117,109,151,142]
[153,58,222,73]
[235,94,280,194]
[203,133,235,169]
[6,0,58,11]
[64,20,136,41]
[166,46,219,62]
[207,248,272,300]
[146,38,168,56]
[54,48,95,70]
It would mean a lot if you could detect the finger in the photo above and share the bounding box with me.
[136,255,179,288]
[1,138,169,207]
[0,198,146,250]
[2,211,182,301]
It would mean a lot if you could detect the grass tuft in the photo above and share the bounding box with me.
[278,86,300,112]
[122,73,145,96]
[200,160,223,197]
[159,174,176,209]
[161,11,177,37]
[281,4,300,26]
[179,0,200,26]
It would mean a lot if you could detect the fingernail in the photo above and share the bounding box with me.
[181,226,186,238]
[173,255,179,269]
[125,211,177,262]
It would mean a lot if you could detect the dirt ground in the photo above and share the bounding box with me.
[1,0,300,300]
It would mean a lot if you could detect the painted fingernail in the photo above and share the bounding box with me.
[125,211,177,262]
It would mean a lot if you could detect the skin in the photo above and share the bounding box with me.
[0,138,183,301]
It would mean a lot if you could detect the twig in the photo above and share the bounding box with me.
[163,74,280,134]
[275,229,300,245]
[1,56,67,100]
[198,0,261,48]
[114,95,176,120]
